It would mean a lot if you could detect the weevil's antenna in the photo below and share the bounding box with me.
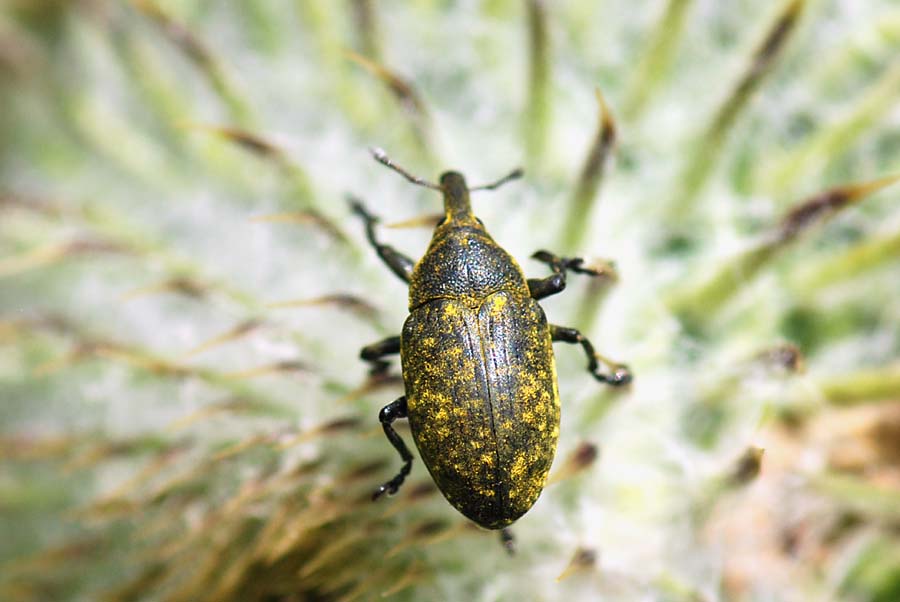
[369,147,441,190]
[470,168,524,191]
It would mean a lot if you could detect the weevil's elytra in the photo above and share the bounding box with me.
[354,150,630,533]
[402,293,559,527]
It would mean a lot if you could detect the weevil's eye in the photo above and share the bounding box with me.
[437,216,447,227]
[476,218,484,226]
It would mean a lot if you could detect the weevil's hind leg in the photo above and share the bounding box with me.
[500,528,516,555]
[528,250,603,301]
[360,335,401,376]
[550,324,632,386]
[373,396,414,500]
[348,196,415,283]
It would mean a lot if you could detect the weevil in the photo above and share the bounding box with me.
[353,149,630,543]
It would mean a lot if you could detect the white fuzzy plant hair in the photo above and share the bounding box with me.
[1,1,899,601]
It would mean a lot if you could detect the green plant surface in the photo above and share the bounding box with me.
[1,1,899,601]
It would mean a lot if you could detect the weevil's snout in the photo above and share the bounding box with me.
[439,170,467,190]
[439,171,476,224]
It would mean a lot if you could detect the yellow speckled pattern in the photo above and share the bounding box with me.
[401,217,560,528]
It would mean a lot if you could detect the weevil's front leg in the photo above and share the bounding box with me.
[550,325,632,386]
[373,396,414,500]
[349,196,415,283]
[528,250,604,300]
[360,335,401,376]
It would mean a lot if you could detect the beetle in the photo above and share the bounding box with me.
[353,149,630,542]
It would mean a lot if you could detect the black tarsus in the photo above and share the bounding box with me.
[348,196,415,283]
[500,528,516,555]
[373,396,414,500]
[550,324,632,386]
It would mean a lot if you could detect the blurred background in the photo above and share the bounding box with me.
[1,1,899,600]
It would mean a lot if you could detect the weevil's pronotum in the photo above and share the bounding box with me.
[353,149,631,543]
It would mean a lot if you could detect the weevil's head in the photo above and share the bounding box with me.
[439,171,480,227]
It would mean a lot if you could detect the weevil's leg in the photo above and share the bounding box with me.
[373,396,414,500]
[528,250,603,301]
[500,528,516,555]
[360,335,401,375]
[527,272,566,300]
[550,325,632,386]
[348,196,415,283]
